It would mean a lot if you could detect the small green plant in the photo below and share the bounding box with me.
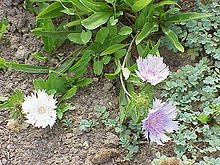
[0,19,8,38]
[62,116,73,129]
[0,90,24,120]
[161,58,220,160]
[195,157,220,165]
[162,0,220,60]
[80,105,141,161]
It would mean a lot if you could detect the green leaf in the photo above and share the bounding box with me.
[79,0,110,12]
[102,56,111,64]
[36,19,56,55]
[148,39,161,55]
[55,56,76,73]
[105,58,121,80]
[80,30,92,44]
[81,12,112,30]
[33,78,47,90]
[161,25,184,52]
[69,54,91,73]
[95,27,109,44]
[61,8,75,15]
[161,8,180,19]
[31,52,47,61]
[0,19,8,38]
[60,86,77,101]
[31,28,71,39]
[76,78,93,87]
[100,44,128,56]
[10,63,50,73]
[0,57,7,71]
[115,49,126,59]
[67,33,84,44]
[197,114,211,124]
[65,20,81,28]
[79,119,92,131]
[132,0,153,12]
[154,0,180,8]
[164,12,212,23]
[118,26,132,35]
[46,73,68,93]
[37,2,64,19]
[57,103,71,120]
[135,22,158,45]
[93,60,103,75]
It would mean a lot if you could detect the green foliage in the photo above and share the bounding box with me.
[164,1,220,60]
[195,157,220,165]
[115,121,141,161]
[0,19,8,38]
[161,58,220,159]
[0,90,24,120]
[80,105,141,161]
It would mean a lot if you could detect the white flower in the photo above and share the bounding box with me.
[22,90,57,128]
[135,55,169,85]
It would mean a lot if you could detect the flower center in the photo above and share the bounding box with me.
[38,106,46,114]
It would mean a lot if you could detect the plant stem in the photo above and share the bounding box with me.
[120,34,137,99]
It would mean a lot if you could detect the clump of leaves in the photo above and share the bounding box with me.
[0,90,24,120]
[194,157,220,165]
[0,19,8,38]
[163,0,220,60]
[161,58,220,160]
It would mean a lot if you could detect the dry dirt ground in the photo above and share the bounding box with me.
[0,1,191,165]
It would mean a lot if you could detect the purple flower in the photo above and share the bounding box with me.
[135,55,169,85]
[142,99,178,145]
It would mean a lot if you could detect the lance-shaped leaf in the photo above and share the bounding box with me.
[37,2,64,19]
[60,86,78,101]
[135,22,158,45]
[10,63,50,74]
[79,0,110,12]
[93,59,103,75]
[132,0,153,12]
[161,25,184,52]
[154,0,180,8]
[31,28,72,39]
[100,44,128,56]
[81,12,112,30]
[163,12,212,23]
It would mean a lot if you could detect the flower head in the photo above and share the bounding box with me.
[22,90,57,128]
[142,99,178,145]
[135,55,169,85]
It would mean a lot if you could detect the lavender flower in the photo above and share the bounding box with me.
[142,99,178,145]
[135,55,169,85]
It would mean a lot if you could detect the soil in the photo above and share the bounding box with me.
[0,1,190,165]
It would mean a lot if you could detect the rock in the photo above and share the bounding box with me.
[14,46,28,60]
[92,148,120,164]
[160,157,182,165]
[103,82,113,91]
[83,141,89,149]
[104,132,119,147]
[7,119,21,131]
[1,158,7,165]
[0,116,4,124]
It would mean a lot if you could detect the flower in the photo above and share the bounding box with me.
[135,55,169,85]
[142,99,178,145]
[22,90,57,128]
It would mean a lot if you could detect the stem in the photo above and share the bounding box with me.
[120,34,137,99]
[120,73,132,100]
